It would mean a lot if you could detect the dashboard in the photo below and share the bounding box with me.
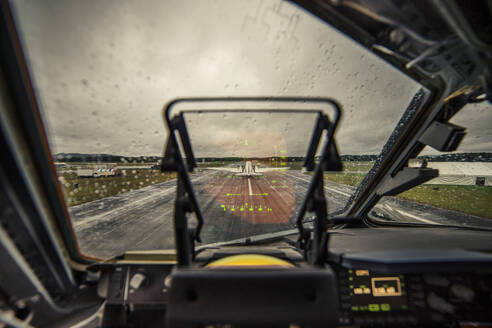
[95,227,492,327]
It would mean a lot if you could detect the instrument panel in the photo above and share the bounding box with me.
[338,268,492,326]
[347,269,408,312]
[99,263,492,327]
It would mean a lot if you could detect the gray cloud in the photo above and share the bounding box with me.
[13,0,491,157]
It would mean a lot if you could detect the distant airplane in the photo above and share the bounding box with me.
[206,161,288,177]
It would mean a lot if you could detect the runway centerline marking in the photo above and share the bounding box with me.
[395,209,441,225]
[248,178,253,196]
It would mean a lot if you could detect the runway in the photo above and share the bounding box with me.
[69,169,492,259]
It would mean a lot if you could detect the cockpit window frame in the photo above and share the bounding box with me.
[1,1,100,264]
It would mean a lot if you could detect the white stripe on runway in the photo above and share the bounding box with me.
[285,173,352,197]
[395,209,441,225]
[248,178,253,196]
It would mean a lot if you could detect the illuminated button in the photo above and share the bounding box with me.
[363,288,371,294]
[354,288,363,294]
[377,287,386,294]
[129,273,147,290]
[356,270,369,276]
[387,287,395,293]
[381,304,391,311]
[351,306,359,311]
[368,304,380,312]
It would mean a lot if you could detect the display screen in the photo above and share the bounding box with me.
[348,269,408,312]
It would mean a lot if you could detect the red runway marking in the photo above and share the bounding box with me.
[205,172,295,223]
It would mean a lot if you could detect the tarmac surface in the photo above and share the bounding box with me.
[69,169,492,259]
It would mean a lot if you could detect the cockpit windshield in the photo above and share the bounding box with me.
[11,0,490,259]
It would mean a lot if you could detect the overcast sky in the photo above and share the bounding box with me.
[12,0,491,157]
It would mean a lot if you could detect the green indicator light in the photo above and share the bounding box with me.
[349,285,354,289]
[368,304,380,312]
[231,207,235,212]
[272,180,276,183]
[349,277,353,281]
[349,292,353,296]
[280,156,286,159]
[220,205,226,211]
[351,306,359,311]
[280,150,287,153]
[360,285,366,289]
[249,207,253,211]
[360,306,368,311]
[267,208,272,212]
[227,175,232,178]
[258,207,263,211]
[348,270,353,273]
[280,162,286,166]
[381,304,391,312]
[240,207,244,211]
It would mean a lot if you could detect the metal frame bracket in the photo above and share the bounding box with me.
[377,167,438,196]
[418,121,466,152]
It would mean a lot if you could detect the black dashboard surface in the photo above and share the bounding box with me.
[328,227,492,272]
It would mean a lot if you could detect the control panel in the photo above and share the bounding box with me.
[338,268,492,326]
[97,264,492,327]
[100,265,172,305]
[347,269,408,312]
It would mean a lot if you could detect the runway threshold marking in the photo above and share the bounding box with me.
[394,209,441,225]
[283,173,352,197]
[248,178,253,196]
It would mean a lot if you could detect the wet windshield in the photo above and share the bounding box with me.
[371,101,492,227]
[12,0,489,259]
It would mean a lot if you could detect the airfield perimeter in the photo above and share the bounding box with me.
[69,170,492,258]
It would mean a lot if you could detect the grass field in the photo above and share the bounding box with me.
[324,172,366,186]
[398,185,492,219]
[58,169,176,206]
[341,161,374,172]
[307,171,492,219]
